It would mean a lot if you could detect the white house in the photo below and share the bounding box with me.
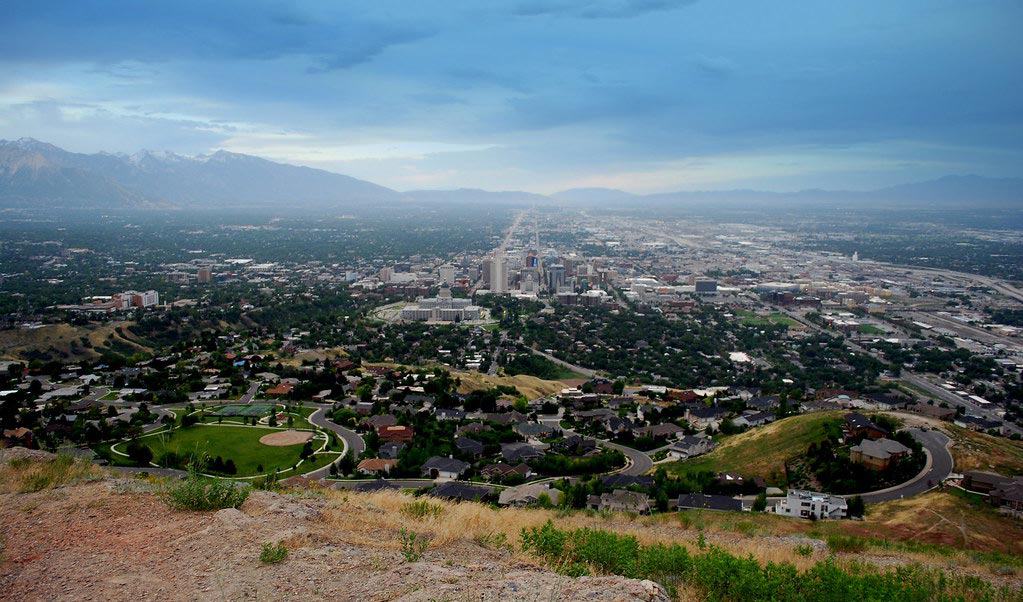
[773,489,847,520]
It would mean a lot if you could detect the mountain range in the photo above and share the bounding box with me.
[1,138,1021,210]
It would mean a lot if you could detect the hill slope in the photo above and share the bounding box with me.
[1,450,1020,600]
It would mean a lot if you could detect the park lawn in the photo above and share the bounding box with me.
[663,411,843,484]
[858,324,886,335]
[946,424,1023,476]
[277,451,342,479]
[736,310,797,328]
[137,425,308,476]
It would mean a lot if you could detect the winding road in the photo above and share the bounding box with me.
[303,403,366,479]
[851,428,954,504]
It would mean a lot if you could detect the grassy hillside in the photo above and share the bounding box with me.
[2,451,1021,600]
[946,424,1023,476]
[0,321,151,362]
[663,411,842,483]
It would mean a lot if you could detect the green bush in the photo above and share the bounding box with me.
[163,466,249,511]
[259,541,288,565]
[401,499,443,520]
[519,521,1015,601]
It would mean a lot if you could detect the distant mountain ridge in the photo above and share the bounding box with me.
[0,138,400,209]
[2,138,1021,209]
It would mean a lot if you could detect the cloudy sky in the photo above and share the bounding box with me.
[1,1,1021,193]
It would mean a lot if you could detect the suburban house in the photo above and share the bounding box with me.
[850,438,911,470]
[362,414,397,429]
[428,481,491,502]
[587,489,652,514]
[480,462,532,481]
[990,477,1023,514]
[602,474,654,489]
[634,422,685,440]
[732,410,775,429]
[454,436,484,457]
[843,412,889,440]
[378,441,405,459]
[907,403,956,421]
[498,482,564,507]
[962,470,1013,494]
[501,442,545,463]
[677,493,744,512]
[513,422,558,441]
[2,427,34,448]
[356,458,397,475]
[421,456,470,480]
[773,489,848,520]
[377,424,414,443]
[666,435,716,460]
[685,406,727,430]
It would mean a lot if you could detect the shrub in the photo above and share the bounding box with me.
[518,521,1006,601]
[125,440,153,466]
[259,542,288,565]
[399,528,429,562]
[163,465,249,511]
[401,499,443,520]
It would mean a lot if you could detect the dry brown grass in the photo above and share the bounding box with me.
[946,425,1023,475]
[0,321,150,362]
[317,488,821,572]
[278,346,349,368]
[0,454,105,493]
[452,371,566,399]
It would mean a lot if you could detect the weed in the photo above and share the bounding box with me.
[401,499,443,520]
[473,531,510,551]
[259,542,288,565]
[399,527,429,562]
[795,544,814,557]
[163,464,249,511]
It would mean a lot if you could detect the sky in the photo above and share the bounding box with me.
[1,0,1021,194]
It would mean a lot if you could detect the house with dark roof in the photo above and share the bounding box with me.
[514,422,558,441]
[677,493,744,512]
[963,470,1012,494]
[480,462,532,481]
[435,407,466,421]
[501,442,545,463]
[634,422,684,440]
[362,414,397,429]
[421,456,470,480]
[843,412,888,440]
[429,481,491,502]
[378,441,405,460]
[454,436,484,458]
[601,474,654,489]
[685,405,728,430]
[990,477,1023,512]
[351,479,399,493]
